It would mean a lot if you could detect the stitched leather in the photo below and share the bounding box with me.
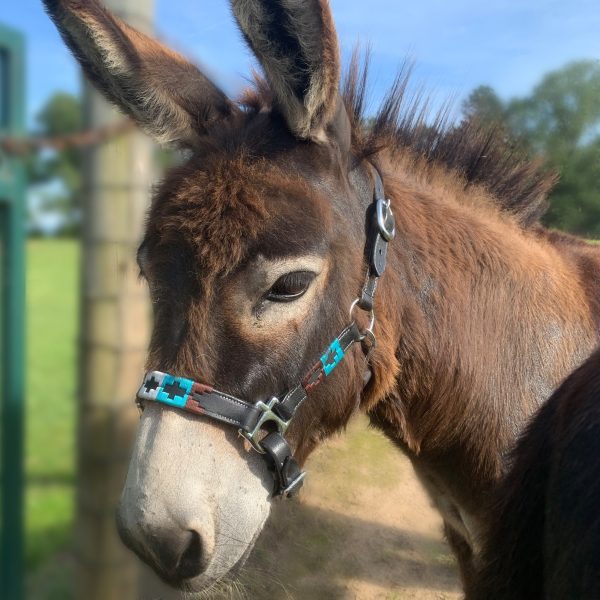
[188,390,262,430]
[260,432,304,497]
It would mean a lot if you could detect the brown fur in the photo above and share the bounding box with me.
[231,0,341,140]
[46,0,600,591]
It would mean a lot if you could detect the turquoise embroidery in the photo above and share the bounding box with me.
[156,374,193,408]
[320,338,345,376]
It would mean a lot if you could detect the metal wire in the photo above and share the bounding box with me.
[0,119,135,156]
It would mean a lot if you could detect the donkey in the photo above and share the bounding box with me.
[471,343,600,600]
[44,0,600,593]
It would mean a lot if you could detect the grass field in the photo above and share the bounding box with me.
[26,239,78,571]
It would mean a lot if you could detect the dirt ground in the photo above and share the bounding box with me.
[141,415,462,600]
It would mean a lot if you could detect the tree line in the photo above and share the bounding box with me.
[462,60,600,236]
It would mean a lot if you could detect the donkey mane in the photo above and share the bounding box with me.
[242,52,557,229]
[345,56,558,228]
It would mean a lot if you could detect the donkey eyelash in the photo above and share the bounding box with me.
[265,271,316,303]
[136,257,146,279]
[136,241,149,278]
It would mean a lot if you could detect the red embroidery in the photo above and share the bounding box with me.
[192,382,214,395]
[302,361,325,392]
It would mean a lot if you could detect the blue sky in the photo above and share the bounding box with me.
[2,0,600,127]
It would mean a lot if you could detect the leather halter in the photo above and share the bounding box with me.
[136,167,395,497]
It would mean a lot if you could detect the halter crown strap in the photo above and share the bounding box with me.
[136,166,394,497]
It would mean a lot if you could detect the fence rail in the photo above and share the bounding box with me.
[0,119,134,155]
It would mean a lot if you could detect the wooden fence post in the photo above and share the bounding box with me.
[76,1,155,598]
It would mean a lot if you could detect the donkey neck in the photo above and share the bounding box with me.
[369,156,597,500]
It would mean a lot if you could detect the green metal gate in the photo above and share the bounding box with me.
[0,23,25,600]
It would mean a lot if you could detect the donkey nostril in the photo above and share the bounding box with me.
[138,526,209,583]
[176,530,205,580]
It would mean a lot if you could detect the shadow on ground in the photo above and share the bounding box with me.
[240,501,460,599]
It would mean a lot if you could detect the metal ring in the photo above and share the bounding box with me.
[366,312,376,334]
[349,298,360,319]
[361,329,377,362]
[349,298,375,334]
[362,329,377,350]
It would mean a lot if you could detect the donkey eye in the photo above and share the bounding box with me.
[266,271,315,302]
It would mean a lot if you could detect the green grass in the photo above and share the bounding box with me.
[25,239,78,570]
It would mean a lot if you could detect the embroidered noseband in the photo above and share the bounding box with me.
[136,167,395,497]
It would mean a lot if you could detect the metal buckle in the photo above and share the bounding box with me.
[376,198,396,241]
[282,471,306,497]
[240,397,290,454]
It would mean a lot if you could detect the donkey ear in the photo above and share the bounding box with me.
[43,0,236,147]
[231,0,341,141]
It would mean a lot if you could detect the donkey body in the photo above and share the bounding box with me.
[472,344,600,599]
[44,0,600,592]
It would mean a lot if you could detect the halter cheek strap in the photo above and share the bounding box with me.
[136,167,395,497]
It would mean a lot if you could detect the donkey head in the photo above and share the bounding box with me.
[45,0,393,590]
